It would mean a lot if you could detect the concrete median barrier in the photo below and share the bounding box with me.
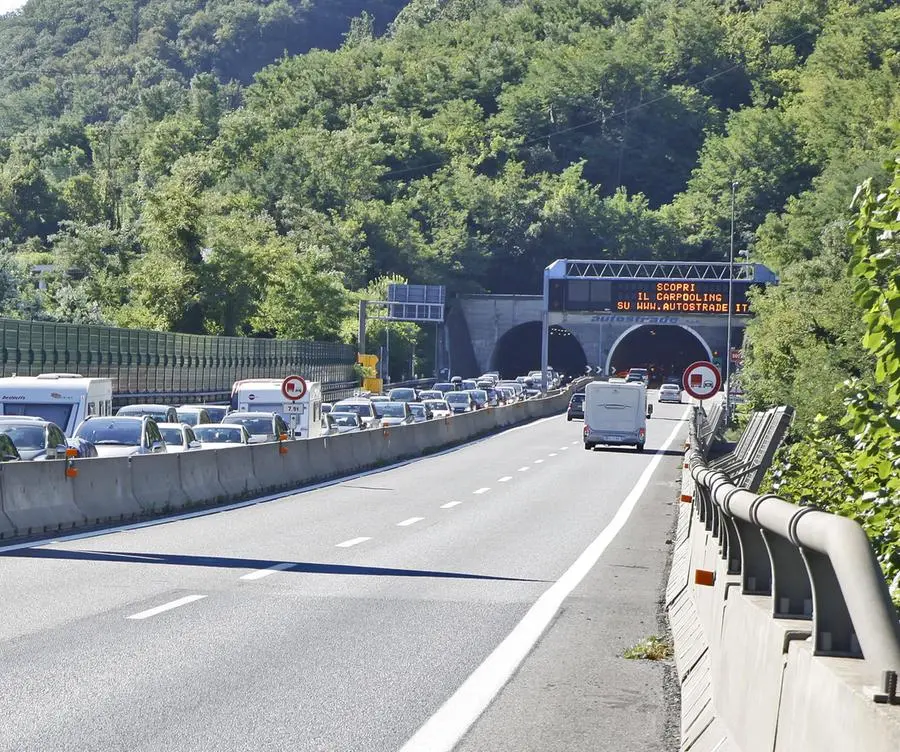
[215,446,261,500]
[178,449,227,507]
[72,456,142,524]
[130,453,189,515]
[0,384,576,541]
[0,461,85,535]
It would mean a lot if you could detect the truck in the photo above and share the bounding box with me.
[230,378,323,439]
[582,380,649,452]
[0,374,114,437]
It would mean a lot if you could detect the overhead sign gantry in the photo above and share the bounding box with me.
[539,259,778,391]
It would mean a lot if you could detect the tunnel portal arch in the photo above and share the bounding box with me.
[606,324,711,383]
[490,322,587,379]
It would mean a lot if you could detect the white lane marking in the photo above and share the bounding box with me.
[534,459,544,464]
[560,446,569,451]
[497,476,512,483]
[548,453,557,457]
[127,595,207,620]
[473,488,490,495]
[440,502,462,509]
[518,466,529,472]
[397,517,424,527]
[240,562,295,581]
[336,537,372,548]
[571,441,578,445]
[397,407,690,752]
[0,409,568,555]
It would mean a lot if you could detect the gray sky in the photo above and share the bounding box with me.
[0,0,27,15]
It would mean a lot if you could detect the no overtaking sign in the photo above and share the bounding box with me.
[682,361,721,401]
[281,375,307,401]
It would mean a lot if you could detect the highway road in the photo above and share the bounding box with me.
[0,395,690,752]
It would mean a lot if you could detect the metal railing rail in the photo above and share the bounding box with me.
[709,406,794,491]
[688,407,900,690]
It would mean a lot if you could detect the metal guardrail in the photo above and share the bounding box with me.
[688,406,900,695]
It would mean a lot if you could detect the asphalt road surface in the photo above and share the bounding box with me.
[0,394,690,752]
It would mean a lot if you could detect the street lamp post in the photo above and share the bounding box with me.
[725,180,738,422]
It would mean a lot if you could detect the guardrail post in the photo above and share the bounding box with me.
[800,547,860,657]
[734,517,771,595]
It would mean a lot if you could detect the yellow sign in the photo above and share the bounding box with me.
[357,353,379,368]
[363,377,383,394]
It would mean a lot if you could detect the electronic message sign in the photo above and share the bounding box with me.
[555,279,754,315]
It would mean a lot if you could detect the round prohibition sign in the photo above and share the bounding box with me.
[682,361,721,401]
[281,374,307,401]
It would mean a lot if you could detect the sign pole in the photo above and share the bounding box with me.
[725,180,738,422]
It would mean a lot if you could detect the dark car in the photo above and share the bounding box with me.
[567,393,585,421]
[467,389,489,409]
[433,382,457,394]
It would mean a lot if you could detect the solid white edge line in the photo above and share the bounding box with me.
[397,406,690,752]
[126,594,207,620]
[472,488,490,495]
[440,502,462,509]
[239,562,295,580]
[397,517,424,527]
[335,537,372,548]
[0,412,565,555]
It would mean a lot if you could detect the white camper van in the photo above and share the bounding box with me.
[0,374,114,437]
[582,380,649,452]
[230,378,323,439]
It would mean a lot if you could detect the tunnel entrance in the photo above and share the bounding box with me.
[607,325,710,385]
[490,322,587,379]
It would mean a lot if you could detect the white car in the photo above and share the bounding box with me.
[423,399,451,419]
[322,412,362,435]
[157,423,202,453]
[193,424,252,448]
[73,415,167,457]
[658,383,683,403]
[331,399,380,429]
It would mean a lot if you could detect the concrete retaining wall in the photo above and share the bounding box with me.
[668,447,900,752]
[0,386,576,541]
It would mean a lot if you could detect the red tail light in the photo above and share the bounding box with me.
[583,424,590,436]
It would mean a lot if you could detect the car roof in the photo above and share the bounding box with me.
[0,416,48,423]
[197,423,246,431]
[227,411,276,417]
[119,403,174,409]
[156,422,191,429]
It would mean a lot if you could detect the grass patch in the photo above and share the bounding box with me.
[623,635,673,661]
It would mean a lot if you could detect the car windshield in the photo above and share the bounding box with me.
[409,404,426,416]
[434,383,454,393]
[570,394,584,404]
[424,400,449,411]
[176,410,201,426]
[470,390,488,402]
[389,389,415,401]
[76,420,141,446]
[0,425,45,450]
[201,407,229,422]
[195,426,244,444]
[118,406,170,421]
[159,427,184,445]
[446,393,469,404]
[228,416,273,435]
[418,391,441,400]
[374,402,406,418]
[333,402,373,418]
[331,414,358,427]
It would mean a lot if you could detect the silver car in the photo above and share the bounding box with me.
[0,417,74,460]
[373,401,414,426]
[73,416,167,457]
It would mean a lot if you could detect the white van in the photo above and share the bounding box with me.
[582,380,649,452]
[230,378,323,439]
[0,374,114,437]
